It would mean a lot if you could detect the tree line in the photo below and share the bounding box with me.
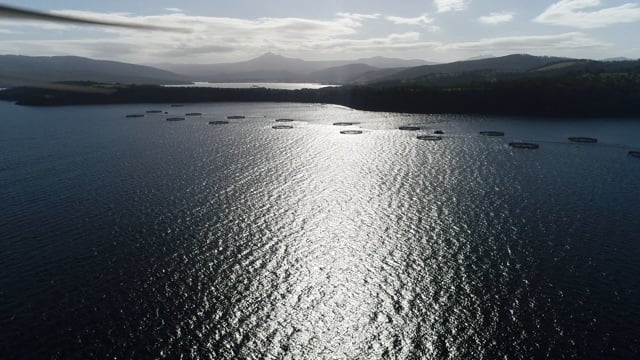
[2,71,640,117]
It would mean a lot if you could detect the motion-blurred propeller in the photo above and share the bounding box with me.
[0,3,191,33]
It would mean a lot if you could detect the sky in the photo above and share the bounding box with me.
[1,0,640,64]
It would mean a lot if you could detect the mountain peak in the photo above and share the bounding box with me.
[255,52,287,60]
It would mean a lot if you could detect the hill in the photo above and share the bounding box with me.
[0,55,189,87]
[155,53,435,82]
[369,54,570,84]
[308,63,380,84]
[4,68,640,117]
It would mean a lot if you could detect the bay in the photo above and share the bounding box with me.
[1,101,640,359]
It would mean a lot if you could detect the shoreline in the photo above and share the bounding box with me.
[2,80,640,118]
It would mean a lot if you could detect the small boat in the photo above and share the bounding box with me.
[399,126,420,131]
[227,115,245,119]
[146,110,162,113]
[166,117,185,121]
[209,121,229,125]
[333,122,358,126]
[125,114,144,118]
[272,125,293,129]
[480,131,505,136]
[509,142,539,149]
[185,112,202,116]
[568,137,597,143]
[629,151,640,158]
[275,118,295,122]
[417,135,442,141]
[434,130,444,135]
[340,130,363,135]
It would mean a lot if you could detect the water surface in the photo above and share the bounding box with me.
[1,102,639,359]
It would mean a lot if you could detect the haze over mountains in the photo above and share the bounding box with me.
[1,52,639,89]
[0,52,435,87]
[153,52,436,83]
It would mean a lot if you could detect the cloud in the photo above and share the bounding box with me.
[47,10,360,36]
[164,8,183,13]
[478,12,514,25]
[386,14,435,26]
[2,30,606,64]
[0,28,15,34]
[0,32,438,63]
[309,32,438,52]
[335,12,381,27]
[154,45,235,58]
[434,0,470,13]
[0,8,611,63]
[534,0,640,28]
[441,32,607,52]
[0,10,373,63]
[336,13,380,21]
[0,17,75,30]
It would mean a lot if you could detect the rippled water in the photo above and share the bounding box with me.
[1,101,640,359]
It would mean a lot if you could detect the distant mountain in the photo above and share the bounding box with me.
[308,63,380,84]
[154,53,435,82]
[358,54,640,87]
[347,68,408,84]
[211,52,322,74]
[351,56,436,68]
[0,55,189,87]
[465,54,495,61]
[160,53,323,81]
[372,54,571,84]
[7,53,629,90]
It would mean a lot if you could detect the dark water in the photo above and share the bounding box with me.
[1,101,640,359]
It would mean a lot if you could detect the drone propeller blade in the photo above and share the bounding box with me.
[0,4,191,33]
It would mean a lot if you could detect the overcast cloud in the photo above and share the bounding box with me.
[0,1,637,63]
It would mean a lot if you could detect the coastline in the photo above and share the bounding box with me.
[2,78,640,117]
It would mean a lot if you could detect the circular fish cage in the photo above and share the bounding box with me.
[276,118,295,122]
[417,135,443,141]
[272,125,293,129]
[208,121,229,125]
[340,130,363,135]
[509,142,539,149]
[568,137,597,143]
[399,126,420,131]
[480,131,505,136]
[333,122,358,126]
[166,117,185,121]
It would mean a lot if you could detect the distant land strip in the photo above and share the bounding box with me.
[2,73,640,117]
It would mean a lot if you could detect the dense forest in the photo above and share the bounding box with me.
[2,70,640,117]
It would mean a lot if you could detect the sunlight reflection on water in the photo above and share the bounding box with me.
[1,102,640,359]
